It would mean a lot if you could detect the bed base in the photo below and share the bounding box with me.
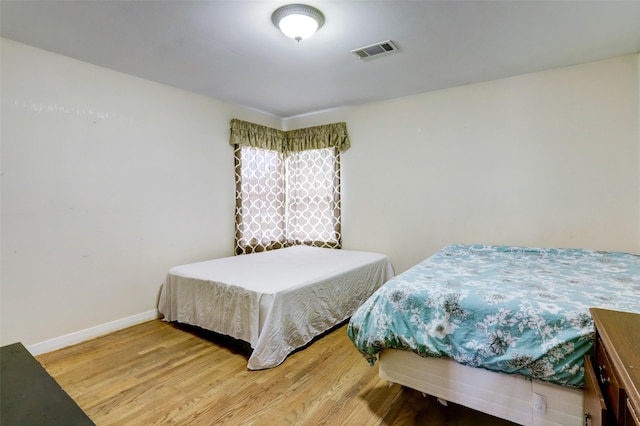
[379,349,583,426]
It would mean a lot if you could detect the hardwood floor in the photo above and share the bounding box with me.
[36,320,518,425]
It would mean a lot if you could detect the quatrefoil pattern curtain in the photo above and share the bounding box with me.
[230,119,350,255]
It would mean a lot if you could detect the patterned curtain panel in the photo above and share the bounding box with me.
[230,120,349,255]
[234,145,287,255]
[285,147,341,248]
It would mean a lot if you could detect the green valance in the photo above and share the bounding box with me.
[229,119,350,153]
[285,122,350,152]
[229,119,287,151]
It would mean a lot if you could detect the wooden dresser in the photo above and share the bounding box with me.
[584,308,640,426]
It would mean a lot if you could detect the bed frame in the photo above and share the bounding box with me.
[379,349,583,426]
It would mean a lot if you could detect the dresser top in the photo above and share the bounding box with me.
[590,308,640,414]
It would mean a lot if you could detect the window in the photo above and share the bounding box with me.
[230,120,349,255]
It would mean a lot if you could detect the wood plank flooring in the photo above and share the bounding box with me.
[36,320,518,425]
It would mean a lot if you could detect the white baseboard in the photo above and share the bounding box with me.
[27,309,161,356]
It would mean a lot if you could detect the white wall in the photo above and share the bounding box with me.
[2,38,639,350]
[0,39,279,348]
[287,55,640,272]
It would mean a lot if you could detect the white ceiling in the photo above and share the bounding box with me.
[2,1,640,119]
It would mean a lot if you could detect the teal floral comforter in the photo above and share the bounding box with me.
[348,244,640,387]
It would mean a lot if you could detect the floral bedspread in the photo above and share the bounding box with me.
[347,244,640,387]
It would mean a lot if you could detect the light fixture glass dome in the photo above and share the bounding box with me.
[272,4,324,42]
[278,14,318,40]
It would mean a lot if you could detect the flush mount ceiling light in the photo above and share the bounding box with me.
[271,4,324,42]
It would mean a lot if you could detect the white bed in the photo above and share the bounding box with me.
[348,244,640,426]
[158,245,394,370]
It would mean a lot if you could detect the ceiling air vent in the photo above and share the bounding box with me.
[351,40,398,59]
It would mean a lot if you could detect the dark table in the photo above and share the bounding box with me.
[1,342,94,425]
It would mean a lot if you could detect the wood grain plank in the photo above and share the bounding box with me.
[37,320,518,425]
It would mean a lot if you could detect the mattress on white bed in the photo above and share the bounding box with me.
[348,244,640,387]
[158,245,394,369]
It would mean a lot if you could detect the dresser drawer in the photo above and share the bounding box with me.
[627,398,640,426]
[596,336,624,421]
[584,355,607,426]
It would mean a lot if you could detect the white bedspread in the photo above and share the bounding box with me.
[158,245,394,369]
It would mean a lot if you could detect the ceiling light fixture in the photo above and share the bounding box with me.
[271,4,324,42]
